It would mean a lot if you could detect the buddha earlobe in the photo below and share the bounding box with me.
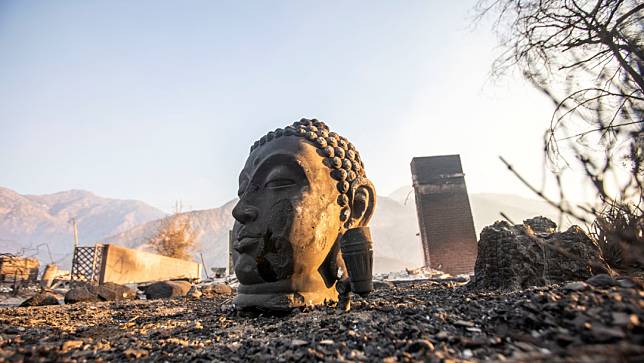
[351,187,369,222]
[346,177,376,228]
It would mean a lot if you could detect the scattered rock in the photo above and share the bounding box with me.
[587,274,616,288]
[65,282,136,304]
[616,277,640,289]
[144,281,192,299]
[611,312,639,328]
[291,339,308,347]
[453,320,475,327]
[436,331,449,340]
[19,292,60,307]
[65,286,98,304]
[123,348,149,359]
[405,339,434,354]
[96,282,137,301]
[61,340,84,352]
[202,283,233,296]
[226,342,241,351]
[563,281,588,291]
[188,286,203,299]
[462,349,473,359]
[461,336,487,347]
[591,324,626,342]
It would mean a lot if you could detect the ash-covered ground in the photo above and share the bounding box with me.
[0,278,642,362]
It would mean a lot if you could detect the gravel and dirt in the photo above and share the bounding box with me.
[1,277,642,362]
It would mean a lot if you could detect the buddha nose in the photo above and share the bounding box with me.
[232,201,259,224]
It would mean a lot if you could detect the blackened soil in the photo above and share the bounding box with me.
[0,279,642,362]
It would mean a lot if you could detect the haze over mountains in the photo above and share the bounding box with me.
[0,186,560,273]
[0,187,166,264]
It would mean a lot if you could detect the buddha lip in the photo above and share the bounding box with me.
[237,233,262,240]
[235,236,262,253]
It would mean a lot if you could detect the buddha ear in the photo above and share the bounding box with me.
[347,177,376,228]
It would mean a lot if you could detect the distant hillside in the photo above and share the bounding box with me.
[0,187,166,264]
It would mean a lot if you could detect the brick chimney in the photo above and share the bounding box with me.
[410,155,477,275]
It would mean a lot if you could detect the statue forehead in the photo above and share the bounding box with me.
[241,136,320,178]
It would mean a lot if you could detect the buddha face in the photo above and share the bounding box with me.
[231,120,375,309]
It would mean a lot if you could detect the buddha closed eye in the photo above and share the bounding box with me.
[263,164,300,190]
[265,178,296,189]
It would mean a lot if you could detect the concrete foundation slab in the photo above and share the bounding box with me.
[99,244,201,284]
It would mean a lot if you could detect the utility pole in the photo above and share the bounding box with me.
[70,218,79,248]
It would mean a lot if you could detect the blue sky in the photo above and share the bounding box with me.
[0,1,571,212]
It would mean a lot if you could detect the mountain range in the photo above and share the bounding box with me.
[0,187,165,264]
[0,186,561,273]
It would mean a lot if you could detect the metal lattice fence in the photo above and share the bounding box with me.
[70,245,103,283]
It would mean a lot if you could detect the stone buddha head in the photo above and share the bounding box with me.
[231,118,376,310]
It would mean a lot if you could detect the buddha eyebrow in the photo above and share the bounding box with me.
[251,154,307,182]
[255,153,298,169]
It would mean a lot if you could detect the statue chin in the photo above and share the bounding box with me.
[233,256,338,310]
[234,254,264,285]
